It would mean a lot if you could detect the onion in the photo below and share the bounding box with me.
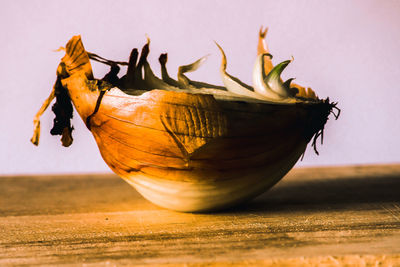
[31,30,339,212]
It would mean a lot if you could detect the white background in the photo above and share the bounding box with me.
[1,0,399,175]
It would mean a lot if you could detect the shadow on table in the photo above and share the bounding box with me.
[228,173,400,213]
[2,170,399,216]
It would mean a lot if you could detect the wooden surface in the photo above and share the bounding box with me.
[1,164,400,266]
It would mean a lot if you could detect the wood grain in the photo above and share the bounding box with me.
[1,164,400,266]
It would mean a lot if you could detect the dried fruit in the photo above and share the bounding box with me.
[31,29,339,212]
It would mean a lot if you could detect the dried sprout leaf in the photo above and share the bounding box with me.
[215,42,255,93]
[87,52,129,67]
[159,53,181,87]
[54,46,66,52]
[61,127,73,147]
[31,36,88,147]
[100,64,120,88]
[144,59,176,90]
[256,28,318,101]
[257,26,274,74]
[30,88,55,146]
[141,39,177,91]
[177,55,209,87]
[62,35,93,79]
[50,76,74,145]
[216,43,294,102]
[307,87,317,99]
[296,86,307,98]
[176,55,225,90]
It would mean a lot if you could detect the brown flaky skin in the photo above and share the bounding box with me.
[59,36,333,185]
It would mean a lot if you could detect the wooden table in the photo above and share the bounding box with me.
[1,165,400,266]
